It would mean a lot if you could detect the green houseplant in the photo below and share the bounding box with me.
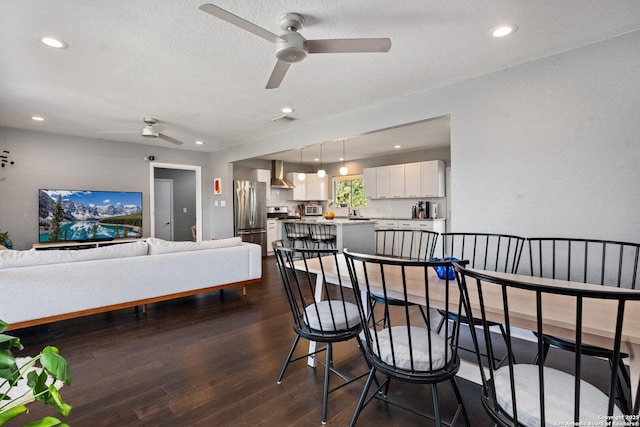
[0,320,71,426]
[0,230,11,249]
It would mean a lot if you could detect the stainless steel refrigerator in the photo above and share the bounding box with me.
[233,181,267,256]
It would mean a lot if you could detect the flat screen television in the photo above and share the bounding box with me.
[39,189,143,243]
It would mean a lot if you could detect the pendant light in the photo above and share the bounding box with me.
[297,147,305,181]
[339,139,349,176]
[317,144,326,178]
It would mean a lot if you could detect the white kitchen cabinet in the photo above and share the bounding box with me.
[364,160,446,199]
[266,219,278,255]
[287,172,306,200]
[403,162,422,198]
[305,173,328,200]
[363,167,377,199]
[374,220,398,230]
[286,173,328,201]
[421,160,445,197]
[252,169,271,200]
[398,219,446,234]
[376,165,404,198]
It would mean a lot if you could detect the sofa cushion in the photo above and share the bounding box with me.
[146,237,243,255]
[0,241,149,269]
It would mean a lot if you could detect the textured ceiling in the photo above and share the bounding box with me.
[1,1,639,160]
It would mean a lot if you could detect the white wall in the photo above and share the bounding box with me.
[449,30,640,241]
[214,30,640,242]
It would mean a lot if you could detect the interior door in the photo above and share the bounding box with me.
[154,178,174,240]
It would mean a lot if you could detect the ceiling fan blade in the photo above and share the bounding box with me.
[158,134,184,146]
[199,4,282,44]
[97,130,138,134]
[266,60,291,89]
[306,38,392,54]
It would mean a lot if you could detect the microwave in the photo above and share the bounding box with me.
[304,205,323,216]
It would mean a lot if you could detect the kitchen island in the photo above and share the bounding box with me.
[278,218,375,254]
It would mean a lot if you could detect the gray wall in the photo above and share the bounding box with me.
[0,128,213,249]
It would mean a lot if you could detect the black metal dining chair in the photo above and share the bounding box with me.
[454,262,637,426]
[375,228,439,261]
[527,237,640,412]
[343,250,470,426]
[371,229,440,328]
[273,244,368,424]
[437,233,526,369]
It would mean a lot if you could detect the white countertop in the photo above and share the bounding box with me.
[280,218,376,226]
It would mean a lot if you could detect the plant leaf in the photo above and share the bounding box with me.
[43,387,71,418]
[0,334,23,353]
[23,416,64,427]
[40,347,70,386]
[0,405,28,425]
[0,320,7,334]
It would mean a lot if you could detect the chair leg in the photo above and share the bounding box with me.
[277,334,301,384]
[322,343,333,424]
[610,356,631,413]
[449,377,471,426]
[431,383,441,427]
[349,367,376,427]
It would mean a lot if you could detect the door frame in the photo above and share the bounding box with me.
[150,162,202,241]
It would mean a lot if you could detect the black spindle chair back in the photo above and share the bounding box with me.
[454,262,638,426]
[343,250,470,426]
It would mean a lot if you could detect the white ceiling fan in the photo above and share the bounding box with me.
[199,4,392,89]
[97,117,184,145]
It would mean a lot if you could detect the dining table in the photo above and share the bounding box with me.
[293,253,640,404]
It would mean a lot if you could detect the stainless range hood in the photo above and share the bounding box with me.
[270,160,295,189]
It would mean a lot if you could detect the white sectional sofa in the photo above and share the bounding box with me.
[0,237,262,330]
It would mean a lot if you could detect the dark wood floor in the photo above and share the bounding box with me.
[12,257,496,426]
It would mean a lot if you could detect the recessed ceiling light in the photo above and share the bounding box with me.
[40,36,69,49]
[492,24,518,38]
[314,158,319,162]
[31,116,44,121]
[394,145,402,149]
[195,140,204,145]
[280,106,294,114]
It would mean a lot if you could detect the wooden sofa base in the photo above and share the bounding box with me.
[7,278,260,331]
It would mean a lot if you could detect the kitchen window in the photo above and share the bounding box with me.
[333,175,367,208]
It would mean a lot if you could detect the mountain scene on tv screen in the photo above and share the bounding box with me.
[39,190,142,243]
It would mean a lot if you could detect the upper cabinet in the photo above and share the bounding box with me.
[376,165,405,198]
[286,173,328,201]
[364,160,445,199]
[420,160,445,197]
[363,167,377,199]
[403,162,422,198]
[305,173,328,201]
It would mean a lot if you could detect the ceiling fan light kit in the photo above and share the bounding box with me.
[199,3,391,89]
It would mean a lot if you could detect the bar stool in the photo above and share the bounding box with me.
[283,222,310,249]
[308,223,336,249]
